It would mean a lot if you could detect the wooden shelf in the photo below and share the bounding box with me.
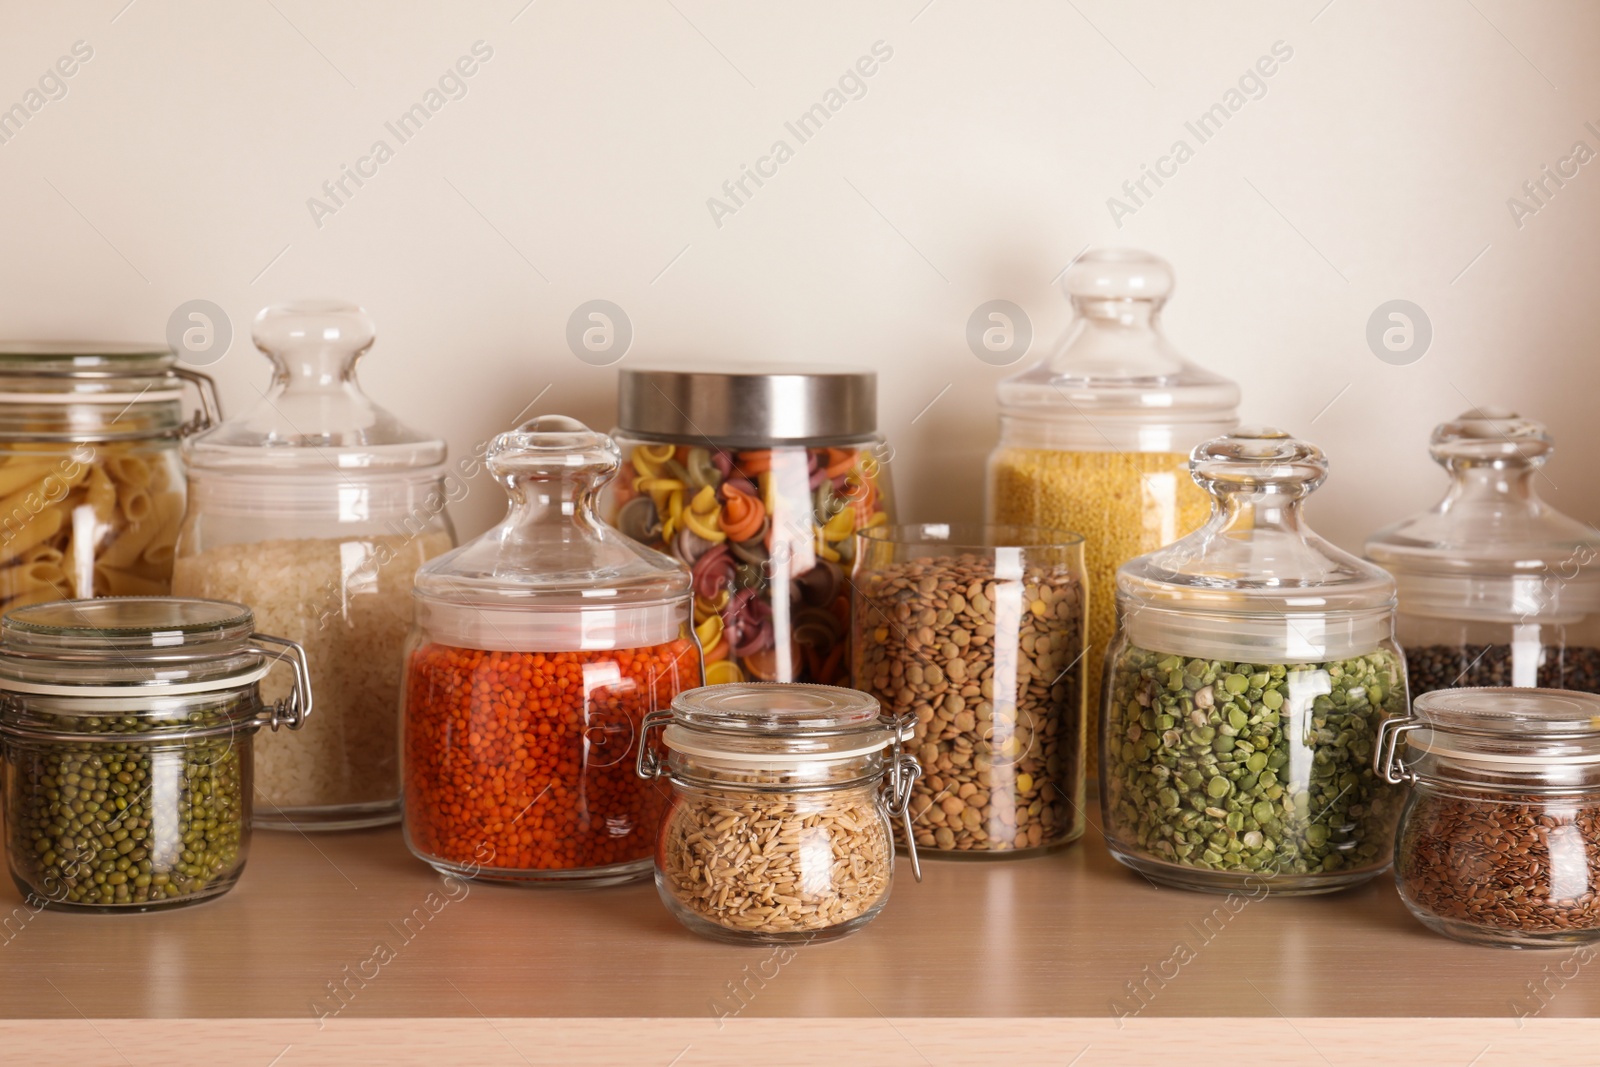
[2,816,1596,1064]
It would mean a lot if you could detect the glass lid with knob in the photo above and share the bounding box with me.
[412,415,692,651]
[1116,428,1397,661]
[1366,408,1600,622]
[995,248,1240,451]
[183,301,444,473]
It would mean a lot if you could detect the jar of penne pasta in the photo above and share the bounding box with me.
[0,343,220,612]
[173,302,457,832]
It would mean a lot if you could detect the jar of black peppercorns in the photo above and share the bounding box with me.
[1366,409,1600,699]
[1380,687,1600,947]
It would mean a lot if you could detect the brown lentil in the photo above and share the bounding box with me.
[1397,789,1600,938]
[988,447,1210,770]
[853,552,1085,854]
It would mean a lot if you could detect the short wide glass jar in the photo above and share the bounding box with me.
[851,524,1088,856]
[1101,430,1407,894]
[638,683,920,944]
[607,365,892,687]
[0,598,312,911]
[1383,687,1600,948]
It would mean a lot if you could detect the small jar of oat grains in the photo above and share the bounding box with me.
[1381,687,1600,947]
[637,683,920,944]
[173,302,456,831]
[986,249,1238,752]
[852,524,1087,857]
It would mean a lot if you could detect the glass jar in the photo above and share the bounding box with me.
[1100,429,1407,894]
[605,365,892,688]
[1367,408,1600,697]
[0,343,219,608]
[172,302,456,831]
[0,597,311,912]
[637,682,920,943]
[1381,687,1600,947]
[851,523,1087,856]
[986,250,1240,749]
[403,416,702,886]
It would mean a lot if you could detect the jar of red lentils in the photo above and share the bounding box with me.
[401,416,703,886]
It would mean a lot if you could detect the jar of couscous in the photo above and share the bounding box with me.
[986,249,1239,750]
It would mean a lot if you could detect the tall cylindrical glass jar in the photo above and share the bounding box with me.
[986,250,1239,754]
[1100,429,1407,894]
[172,302,456,831]
[605,365,892,688]
[1366,408,1600,697]
[851,524,1087,856]
[403,417,702,886]
[0,343,219,608]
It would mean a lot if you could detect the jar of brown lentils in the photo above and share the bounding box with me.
[1381,687,1600,947]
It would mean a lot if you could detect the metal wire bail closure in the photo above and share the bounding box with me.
[1376,716,1421,785]
[247,632,313,730]
[636,707,674,779]
[882,710,922,882]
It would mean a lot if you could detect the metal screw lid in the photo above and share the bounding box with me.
[617,364,877,447]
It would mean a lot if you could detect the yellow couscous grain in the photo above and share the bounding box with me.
[988,447,1212,767]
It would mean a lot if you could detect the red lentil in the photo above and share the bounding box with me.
[403,638,700,873]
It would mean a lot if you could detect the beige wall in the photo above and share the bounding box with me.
[0,0,1596,550]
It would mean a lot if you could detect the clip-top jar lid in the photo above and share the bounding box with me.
[617,364,877,447]
[662,683,908,762]
[1397,687,1600,770]
[0,597,290,697]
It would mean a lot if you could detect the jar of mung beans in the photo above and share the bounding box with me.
[0,597,311,911]
[1100,430,1407,895]
[1366,409,1600,700]
[637,683,921,944]
[986,250,1239,757]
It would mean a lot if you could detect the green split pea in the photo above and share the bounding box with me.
[1104,645,1404,878]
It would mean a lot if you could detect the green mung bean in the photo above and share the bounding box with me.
[1103,645,1405,878]
[5,699,249,909]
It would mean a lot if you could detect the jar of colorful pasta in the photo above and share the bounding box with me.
[607,365,892,688]
[986,250,1239,754]
[0,597,311,912]
[173,302,456,832]
[403,416,702,886]
[1101,429,1407,895]
[0,342,219,609]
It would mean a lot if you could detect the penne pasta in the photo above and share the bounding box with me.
[0,507,64,566]
[86,466,117,524]
[105,454,153,489]
[94,565,168,597]
[0,444,183,607]
[118,486,152,525]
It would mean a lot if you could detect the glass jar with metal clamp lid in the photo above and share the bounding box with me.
[0,342,220,609]
[637,682,920,944]
[0,597,312,912]
[1380,687,1600,947]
